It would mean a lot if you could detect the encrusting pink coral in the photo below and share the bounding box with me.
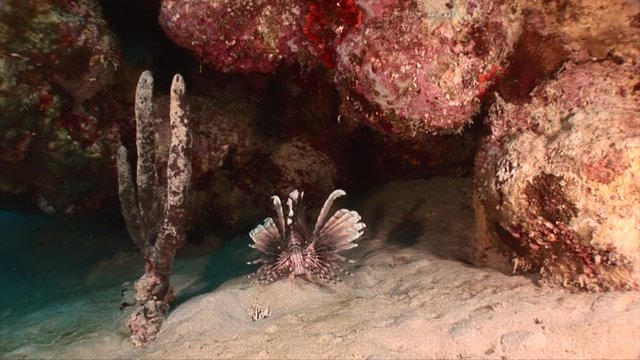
[159,0,307,73]
[334,0,521,138]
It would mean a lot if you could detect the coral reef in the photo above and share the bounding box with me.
[159,0,308,73]
[2,0,637,297]
[523,0,640,63]
[334,0,521,138]
[206,135,340,233]
[0,0,119,212]
[117,71,192,346]
[158,0,366,72]
[116,72,344,234]
[474,61,640,291]
[303,0,364,68]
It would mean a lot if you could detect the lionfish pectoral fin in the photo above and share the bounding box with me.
[314,209,366,252]
[304,247,344,284]
[256,253,290,285]
[249,217,283,255]
[313,189,346,236]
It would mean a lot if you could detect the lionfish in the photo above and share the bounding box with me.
[248,189,366,284]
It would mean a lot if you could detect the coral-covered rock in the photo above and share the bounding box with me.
[159,0,308,73]
[335,0,521,138]
[158,0,369,72]
[523,0,640,63]
[268,137,337,197]
[151,92,261,182]
[224,136,339,224]
[474,61,640,291]
[0,0,120,212]
[495,26,570,104]
[302,0,364,68]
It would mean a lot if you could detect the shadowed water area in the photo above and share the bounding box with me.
[0,211,252,355]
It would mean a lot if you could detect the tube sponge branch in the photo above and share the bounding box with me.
[117,71,192,346]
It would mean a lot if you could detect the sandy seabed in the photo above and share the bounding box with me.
[2,178,639,359]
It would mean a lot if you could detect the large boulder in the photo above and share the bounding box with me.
[524,0,640,63]
[158,0,367,73]
[335,0,522,138]
[474,61,640,291]
[159,0,308,73]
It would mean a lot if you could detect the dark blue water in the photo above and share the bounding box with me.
[0,211,132,316]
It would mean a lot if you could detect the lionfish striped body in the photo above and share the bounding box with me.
[248,189,365,284]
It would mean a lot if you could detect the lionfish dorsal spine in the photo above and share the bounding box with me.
[271,195,286,242]
[313,189,346,235]
[285,189,304,227]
